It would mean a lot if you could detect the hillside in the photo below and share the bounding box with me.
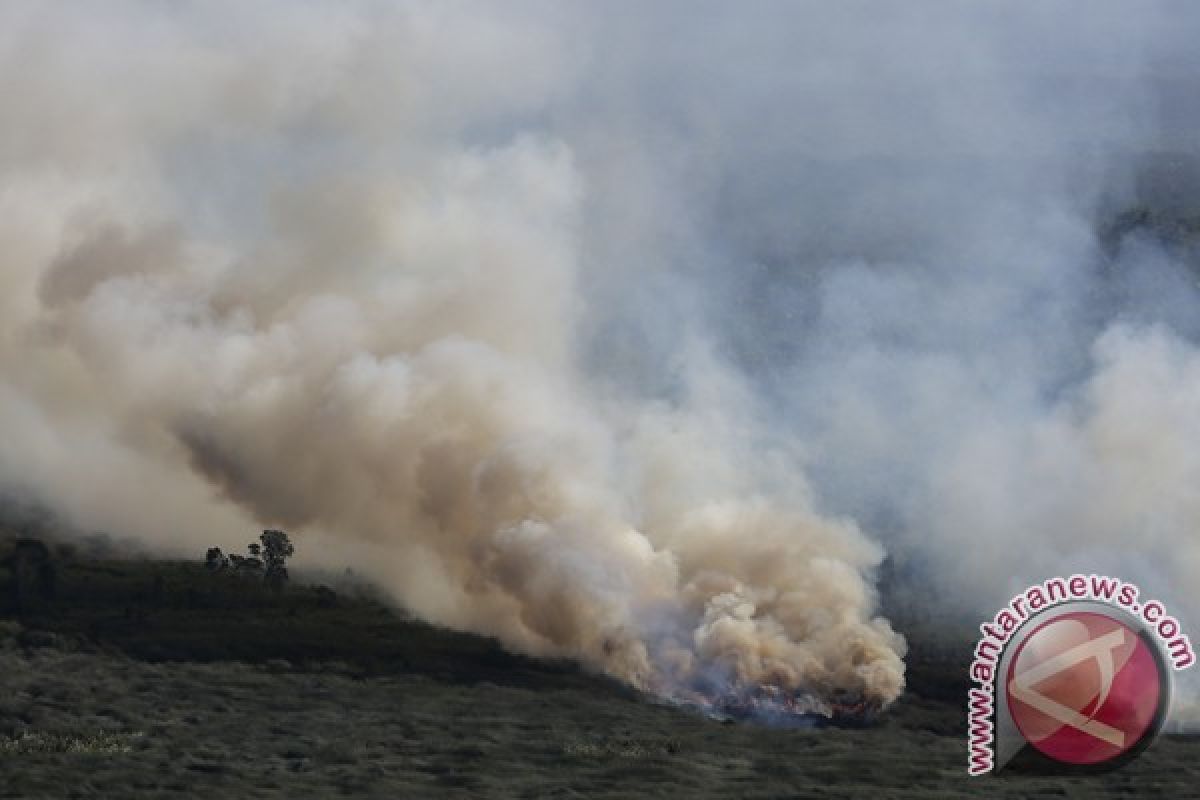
[1,533,1197,798]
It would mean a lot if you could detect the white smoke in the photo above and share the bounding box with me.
[1,1,1198,716]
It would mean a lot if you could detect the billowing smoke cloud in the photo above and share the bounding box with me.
[1,1,1198,716]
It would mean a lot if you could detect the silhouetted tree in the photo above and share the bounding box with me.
[260,530,294,592]
[205,547,229,572]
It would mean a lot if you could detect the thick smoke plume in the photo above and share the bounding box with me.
[0,2,909,710]
[2,2,1199,716]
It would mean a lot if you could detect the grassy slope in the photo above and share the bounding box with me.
[1,536,1197,798]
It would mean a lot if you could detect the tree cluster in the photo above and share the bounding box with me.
[205,529,294,591]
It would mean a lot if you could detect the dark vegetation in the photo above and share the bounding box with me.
[205,530,295,592]
[2,524,1197,798]
[0,531,592,691]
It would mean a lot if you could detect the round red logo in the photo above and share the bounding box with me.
[1005,611,1166,766]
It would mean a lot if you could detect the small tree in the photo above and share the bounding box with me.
[205,547,229,572]
[260,530,294,592]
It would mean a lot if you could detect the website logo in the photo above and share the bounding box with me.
[967,575,1193,775]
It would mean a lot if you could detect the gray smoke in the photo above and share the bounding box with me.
[1,2,1198,715]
